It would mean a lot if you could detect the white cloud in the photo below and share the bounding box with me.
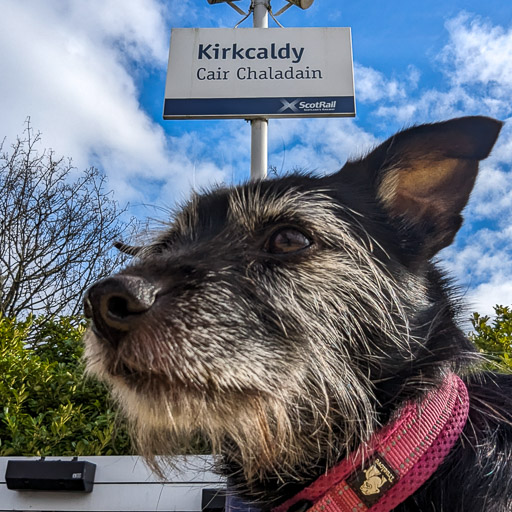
[61,0,169,65]
[1,1,511,313]
[471,166,512,222]
[360,12,512,311]
[0,0,228,210]
[440,13,512,99]
[355,63,419,104]
[441,222,512,316]
[267,118,378,175]
[371,14,512,124]
[374,86,481,124]
[469,280,512,317]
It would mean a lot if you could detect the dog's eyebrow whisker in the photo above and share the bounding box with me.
[113,241,144,256]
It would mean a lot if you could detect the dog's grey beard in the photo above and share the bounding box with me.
[98,361,379,489]
[84,190,425,488]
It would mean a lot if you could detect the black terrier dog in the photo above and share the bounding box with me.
[84,116,512,511]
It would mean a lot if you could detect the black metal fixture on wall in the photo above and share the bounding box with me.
[5,457,96,492]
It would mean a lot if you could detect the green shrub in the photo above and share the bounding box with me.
[469,305,512,373]
[2,307,510,457]
[0,315,133,456]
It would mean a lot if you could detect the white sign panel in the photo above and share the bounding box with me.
[164,27,355,119]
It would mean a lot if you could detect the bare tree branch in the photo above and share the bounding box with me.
[0,119,135,318]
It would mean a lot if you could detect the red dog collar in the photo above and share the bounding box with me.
[273,373,469,512]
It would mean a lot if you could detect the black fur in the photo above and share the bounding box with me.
[84,117,512,512]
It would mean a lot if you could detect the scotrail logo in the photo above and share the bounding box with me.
[278,98,337,113]
[278,99,300,113]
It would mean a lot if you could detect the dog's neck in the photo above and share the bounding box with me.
[227,373,469,512]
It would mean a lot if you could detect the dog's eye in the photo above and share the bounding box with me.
[266,228,312,254]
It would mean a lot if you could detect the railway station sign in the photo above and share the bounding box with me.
[164,27,355,119]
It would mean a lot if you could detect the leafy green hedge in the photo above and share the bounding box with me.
[0,315,132,456]
[470,305,512,373]
[1,308,511,456]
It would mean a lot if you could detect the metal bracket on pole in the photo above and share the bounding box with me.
[226,1,248,15]
[250,0,269,181]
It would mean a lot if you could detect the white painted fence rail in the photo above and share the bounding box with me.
[0,455,225,512]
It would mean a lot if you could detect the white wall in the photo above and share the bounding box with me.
[0,455,225,512]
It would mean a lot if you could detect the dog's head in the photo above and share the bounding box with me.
[84,116,501,497]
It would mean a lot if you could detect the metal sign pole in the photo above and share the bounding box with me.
[175,1,343,181]
[250,0,269,181]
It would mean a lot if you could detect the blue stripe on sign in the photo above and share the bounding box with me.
[163,97,355,118]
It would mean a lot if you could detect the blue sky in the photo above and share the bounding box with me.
[1,0,512,316]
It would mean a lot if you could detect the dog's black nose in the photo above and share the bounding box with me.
[84,275,157,346]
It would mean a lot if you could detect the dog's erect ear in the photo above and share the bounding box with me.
[335,116,502,260]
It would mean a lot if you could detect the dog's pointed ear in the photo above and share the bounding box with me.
[334,116,502,260]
